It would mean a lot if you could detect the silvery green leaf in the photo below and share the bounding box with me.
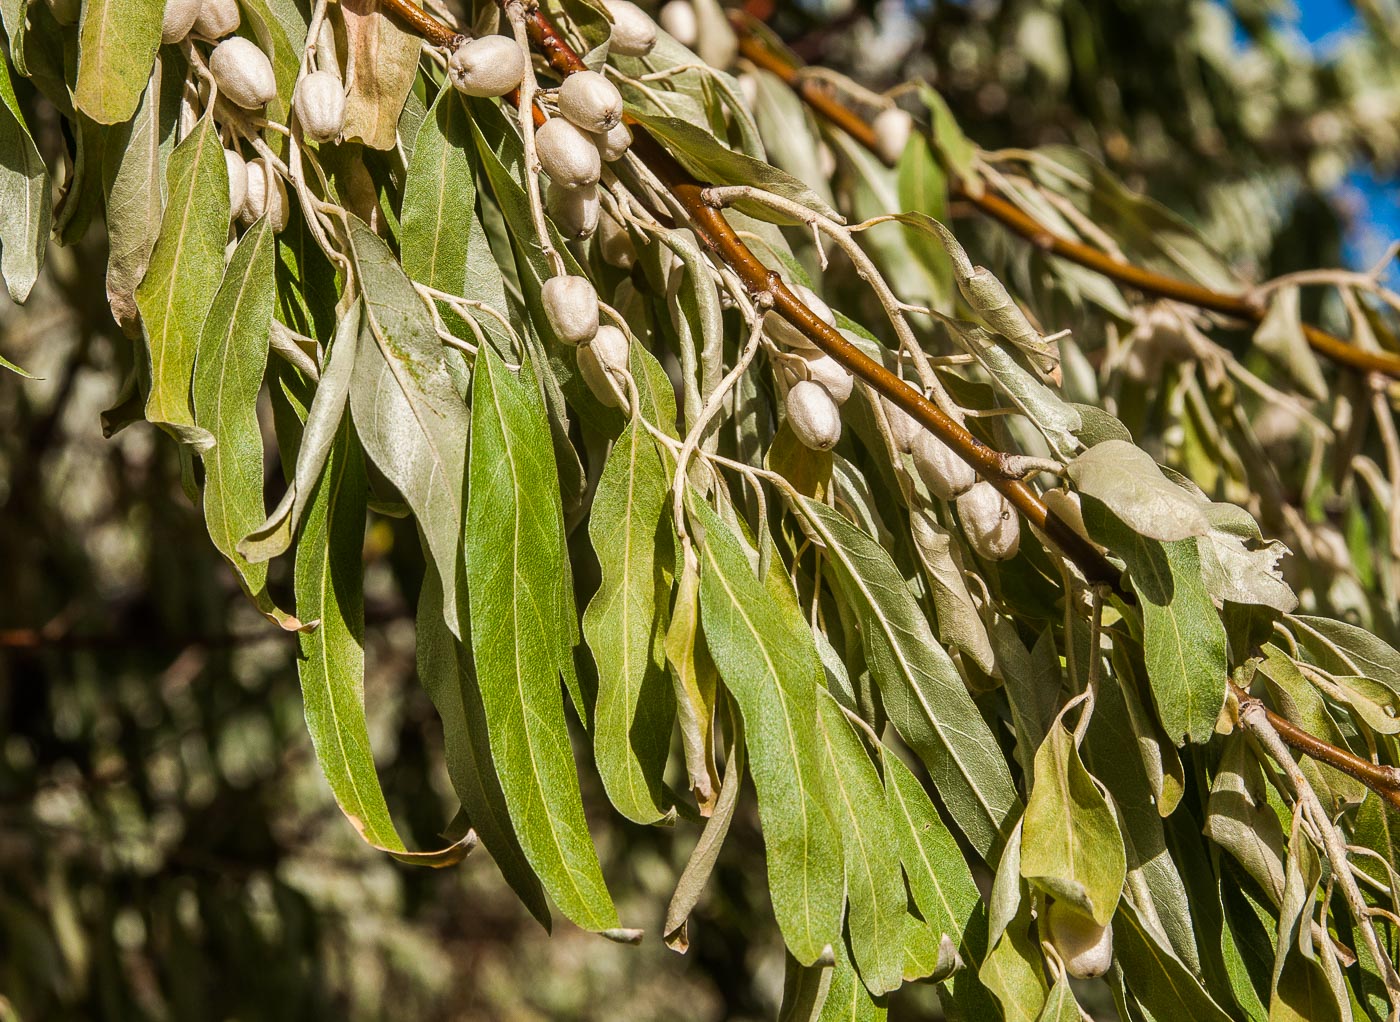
[815,689,905,996]
[1114,900,1235,1022]
[1290,616,1400,695]
[1068,440,1210,542]
[815,937,886,1022]
[294,421,471,866]
[74,0,161,124]
[102,56,163,332]
[402,88,476,294]
[136,113,227,446]
[1202,732,1286,906]
[583,421,675,825]
[0,48,49,304]
[694,498,844,965]
[1020,722,1126,926]
[347,217,471,638]
[467,346,618,933]
[1083,496,1227,745]
[192,218,295,625]
[907,508,996,675]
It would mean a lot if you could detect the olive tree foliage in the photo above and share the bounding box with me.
[2,0,1400,1018]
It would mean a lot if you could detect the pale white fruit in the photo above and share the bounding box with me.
[193,0,240,39]
[542,276,599,346]
[293,70,346,143]
[1047,902,1114,980]
[911,431,976,500]
[45,0,80,26]
[161,0,201,43]
[787,380,842,451]
[604,0,657,56]
[598,214,635,269]
[210,37,277,110]
[873,107,912,165]
[241,157,289,232]
[448,36,526,98]
[763,283,834,352]
[799,352,853,405]
[883,401,922,453]
[578,325,630,407]
[957,482,1020,560]
[592,121,633,162]
[558,70,624,133]
[658,0,698,46]
[547,182,601,240]
[224,148,248,221]
[536,116,602,190]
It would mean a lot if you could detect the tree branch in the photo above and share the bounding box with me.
[727,13,1400,382]
[1231,681,1400,812]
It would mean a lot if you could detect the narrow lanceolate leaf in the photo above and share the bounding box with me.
[694,499,843,966]
[102,56,163,332]
[416,566,552,928]
[815,689,905,996]
[1083,496,1227,745]
[74,0,162,124]
[346,217,470,638]
[467,346,617,933]
[295,422,470,866]
[136,114,229,446]
[1020,722,1126,926]
[583,421,675,824]
[401,89,476,293]
[884,753,982,976]
[799,498,1019,860]
[192,219,294,625]
[241,304,360,563]
[0,53,52,303]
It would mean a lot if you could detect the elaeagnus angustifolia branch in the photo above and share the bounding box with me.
[727,12,1400,382]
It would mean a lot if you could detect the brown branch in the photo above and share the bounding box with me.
[727,15,1400,382]
[1231,682,1400,811]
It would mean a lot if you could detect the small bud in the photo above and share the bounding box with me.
[763,283,834,352]
[957,482,1020,561]
[603,0,657,56]
[242,157,289,232]
[578,324,629,407]
[224,147,248,222]
[536,116,602,190]
[1047,902,1114,981]
[911,432,975,500]
[598,214,635,269]
[873,107,912,165]
[592,121,632,162]
[193,0,240,39]
[210,36,278,110]
[547,182,601,240]
[161,0,201,43]
[558,69,624,133]
[799,352,853,405]
[448,35,526,98]
[542,275,599,346]
[786,380,842,451]
[658,0,698,47]
[293,70,346,143]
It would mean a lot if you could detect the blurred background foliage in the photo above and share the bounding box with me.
[2,0,1398,1017]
